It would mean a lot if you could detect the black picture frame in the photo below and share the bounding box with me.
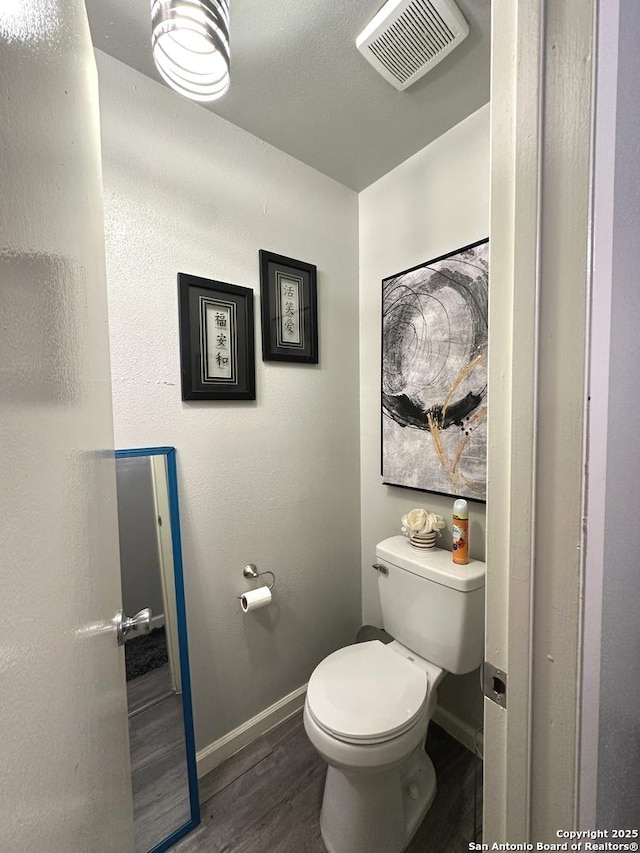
[259,250,318,363]
[178,273,255,401]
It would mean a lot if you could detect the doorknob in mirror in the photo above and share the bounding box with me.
[114,607,152,647]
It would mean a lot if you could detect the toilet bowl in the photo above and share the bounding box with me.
[303,537,486,853]
[304,640,444,853]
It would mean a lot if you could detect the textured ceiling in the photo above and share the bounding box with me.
[85,0,490,191]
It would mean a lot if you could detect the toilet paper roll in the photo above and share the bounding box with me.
[240,586,272,613]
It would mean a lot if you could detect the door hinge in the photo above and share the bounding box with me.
[483,661,507,709]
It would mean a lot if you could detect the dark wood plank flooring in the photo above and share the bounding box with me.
[175,712,481,853]
[127,661,174,716]
[128,665,191,852]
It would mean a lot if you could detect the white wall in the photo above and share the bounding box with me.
[116,456,164,621]
[358,104,490,735]
[96,52,362,751]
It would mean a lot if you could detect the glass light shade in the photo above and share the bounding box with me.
[151,0,230,102]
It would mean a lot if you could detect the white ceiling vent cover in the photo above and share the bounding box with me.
[356,0,469,91]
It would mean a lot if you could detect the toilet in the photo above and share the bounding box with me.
[304,535,485,853]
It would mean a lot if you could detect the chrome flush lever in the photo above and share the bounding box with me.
[114,608,152,647]
[371,563,389,575]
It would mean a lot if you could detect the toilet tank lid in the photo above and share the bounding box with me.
[376,536,485,592]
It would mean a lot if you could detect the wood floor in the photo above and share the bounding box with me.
[128,664,191,852]
[174,712,482,853]
[127,661,174,716]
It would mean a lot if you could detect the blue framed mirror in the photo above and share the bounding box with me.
[114,446,199,852]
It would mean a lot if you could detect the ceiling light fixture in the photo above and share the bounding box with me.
[151,0,230,103]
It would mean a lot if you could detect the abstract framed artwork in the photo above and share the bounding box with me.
[178,273,255,401]
[259,250,318,363]
[381,238,489,501]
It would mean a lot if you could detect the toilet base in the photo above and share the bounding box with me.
[319,743,436,853]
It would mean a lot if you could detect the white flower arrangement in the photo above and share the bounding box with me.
[401,507,447,537]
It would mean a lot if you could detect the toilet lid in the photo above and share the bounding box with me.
[306,641,428,742]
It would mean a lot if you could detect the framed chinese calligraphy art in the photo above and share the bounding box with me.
[381,238,489,502]
[178,273,255,401]
[259,250,318,363]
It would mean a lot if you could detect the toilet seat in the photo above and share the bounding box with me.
[306,641,429,745]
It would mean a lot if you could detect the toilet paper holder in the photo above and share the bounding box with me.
[236,563,276,597]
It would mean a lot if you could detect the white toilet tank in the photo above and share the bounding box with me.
[375,536,485,674]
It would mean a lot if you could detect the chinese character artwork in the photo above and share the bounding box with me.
[277,276,301,346]
[258,250,318,364]
[180,273,255,400]
[204,300,234,381]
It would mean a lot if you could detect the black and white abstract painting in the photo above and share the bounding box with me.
[381,239,489,501]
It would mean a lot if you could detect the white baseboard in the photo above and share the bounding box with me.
[196,684,307,779]
[196,688,480,779]
[433,704,484,759]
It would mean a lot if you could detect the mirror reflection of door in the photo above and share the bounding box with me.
[115,450,198,852]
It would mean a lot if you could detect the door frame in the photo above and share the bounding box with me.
[485,0,596,838]
[150,453,183,694]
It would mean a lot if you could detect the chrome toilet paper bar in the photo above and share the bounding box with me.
[236,563,276,598]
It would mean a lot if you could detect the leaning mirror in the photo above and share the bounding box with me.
[115,446,199,853]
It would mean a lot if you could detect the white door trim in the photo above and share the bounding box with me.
[485,0,543,838]
[486,0,596,839]
[579,0,620,827]
[151,453,182,693]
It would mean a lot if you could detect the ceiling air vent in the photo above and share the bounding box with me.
[356,0,469,91]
